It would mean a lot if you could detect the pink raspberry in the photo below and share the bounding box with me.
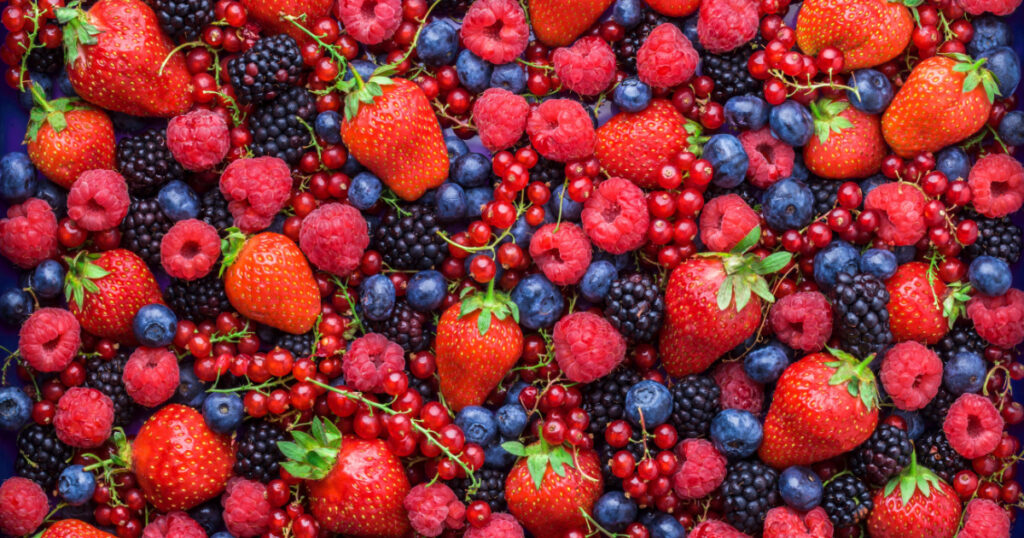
[67,170,130,231]
[160,219,221,280]
[863,182,927,246]
[637,23,699,89]
[957,0,1021,15]
[472,88,530,152]
[54,387,114,448]
[19,308,81,373]
[697,0,759,54]
[123,347,180,407]
[712,361,764,416]
[0,477,48,536]
[166,109,231,172]
[463,513,524,538]
[699,194,760,252]
[551,37,616,96]
[343,333,405,393]
[739,128,795,189]
[968,153,1024,218]
[967,289,1024,348]
[690,519,751,538]
[880,341,943,411]
[526,99,597,163]
[529,222,592,286]
[299,203,369,277]
[959,498,1011,538]
[335,0,402,45]
[672,438,727,499]
[768,291,832,352]
[142,511,206,538]
[459,0,529,64]
[403,483,466,537]
[763,506,833,538]
[0,198,58,269]
[219,157,293,233]
[221,478,271,538]
[580,177,649,254]
[553,312,626,383]
[944,393,1004,459]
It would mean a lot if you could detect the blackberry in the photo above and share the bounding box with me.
[409,375,438,400]
[25,47,63,74]
[116,129,184,195]
[807,178,841,217]
[916,430,968,483]
[704,180,762,209]
[604,272,664,342]
[435,0,472,15]
[366,300,430,352]
[848,424,913,486]
[199,188,234,235]
[702,46,761,102]
[721,460,779,535]
[85,352,138,426]
[275,330,316,359]
[531,157,564,186]
[451,468,507,512]
[373,204,446,270]
[920,386,956,426]
[582,367,643,437]
[934,322,987,363]
[668,375,720,439]
[227,35,303,105]
[960,212,1022,264]
[120,197,173,268]
[248,86,316,166]
[821,474,873,527]
[15,423,73,490]
[234,420,288,482]
[830,272,893,359]
[613,12,668,74]
[153,0,215,42]
[166,272,232,322]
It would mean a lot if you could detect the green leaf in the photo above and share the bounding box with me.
[832,117,853,131]
[292,431,318,451]
[884,477,899,496]
[280,461,315,479]
[815,121,831,144]
[477,309,492,335]
[952,62,973,72]
[306,451,331,471]
[730,225,761,254]
[527,454,548,491]
[549,446,575,477]
[277,441,307,463]
[80,264,109,279]
[717,275,734,311]
[916,475,931,498]
[900,474,917,505]
[54,6,78,23]
[963,71,981,94]
[752,252,791,275]
[311,417,327,446]
[750,277,775,303]
[734,277,752,311]
[506,299,520,323]
[82,280,99,294]
[501,441,527,457]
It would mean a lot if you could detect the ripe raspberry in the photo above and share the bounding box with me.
[166,109,231,172]
[690,519,751,538]
[0,477,48,536]
[143,511,207,538]
[553,312,627,383]
[19,307,81,373]
[581,177,649,255]
[459,0,529,64]
[219,156,293,233]
[863,182,927,246]
[526,99,597,163]
[712,361,764,416]
[123,347,180,407]
[336,0,402,45]
[221,478,271,538]
[160,219,221,280]
[672,438,728,499]
[463,513,524,538]
[299,203,369,277]
[67,170,131,231]
[54,387,114,448]
[551,37,616,96]
[763,506,833,538]
[529,222,592,286]
[943,393,1004,459]
[637,23,699,89]
[768,291,832,352]
[880,341,943,411]
[739,128,795,189]
[967,288,1024,348]
[956,0,1021,15]
[343,333,405,393]
[699,194,760,252]
[403,483,466,537]
[968,153,1024,218]
[697,0,759,54]
[472,88,530,152]
[959,498,1011,538]
[0,198,58,269]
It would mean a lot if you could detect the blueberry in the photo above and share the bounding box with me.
[455,406,499,447]
[546,183,583,221]
[444,130,469,170]
[31,259,65,299]
[724,95,770,131]
[435,182,468,222]
[787,154,809,182]
[762,178,814,231]
[813,240,860,290]
[202,392,244,433]
[505,381,530,406]
[624,380,673,428]
[314,110,342,145]
[682,15,700,49]
[211,533,234,538]
[496,404,529,438]
[406,270,447,312]
[998,110,1024,146]
[133,304,178,347]
[456,50,493,93]
[648,513,687,538]
[778,465,823,511]
[0,152,37,204]
[174,362,208,407]
[703,134,749,188]
[348,172,383,210]
[968,15,1011,57]
[969,255,1012,296]
[466,187,495,218]
[491,63,526,93]
[484,442,517,470]
[594,491,638,533]
[359,274,396,321]
[859,174,888,198]
[893,245,916,265]
[58,465,97,505]
[613,77,652,113]
[980,47,1020,97]
[505,213,549,248]
[35,179,66,218]
[710,409,763,459]
[453,152,492,188]
[0,387,31,430]
[418,19,460,66]
[769,100,814,146]
[190,500,226,535]
[342,153,365,176]
[344,60,378,83]
[744,343,790,383]
[158,180,200,221]
[944,351,986,394]
[580,260,618,303]
[511,273,565,330]
[612,0,644,28]
[847,69,893,114]
[859,248,898,280]
[0,288,34,326]
[57,69,76,97]
[893,410,924,440]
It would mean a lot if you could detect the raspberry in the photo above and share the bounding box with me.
[959,498,1011,538]
[67,170,130,231]
[160,219,221,281]
[459,0,529,64]
[219,157,293,233]
[712,361,764,416]
[879,341,943,411]
[526,99,597,163]
[19,308,81,373]
[699,194,760,252]
[967,288,1024,348]
[768,291,832,352]
[672,438,727,499]
[54,387,114,448]
[637,23,699,89]
[690,519,751,538]
[299,203,369,277]
[551,37,616,96]
[763,506,833,538]
[0,477,48,536]
[968,153,1024,218]
[335,0,402,45]
[697,0,759,54]
[221,478,271,538]
[166,109,231,172]
[142,511,207,538]
[472,88,530,152]
[342,333,406,393]
[0,198,58,269]
[403,483,466,537]
[863,181,927,246]
[123,347,180,407]
[553,312,627,383]
[739,128,795,189]
[463,513,524,538]
[580,177,649,255]
[943,393,1004,459]
[529,222,592,286]
[956,0,1021,15]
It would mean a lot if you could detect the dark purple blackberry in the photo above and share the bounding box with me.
[228,35,303,105]
[120,197,172,268]
[275,330,316,359]
[702,46,761,102]
[604,272,664,342]
[15,423,73,490]
[721,460,779,535]
[166,272,232,322]
[373,204,446,270]
[704,180,762,209]
[116,129,184,195]
[934,322,987,363]
[153,0,214,42]
[84,352,138,426]
[822,474,873,527]
[848,424,913,486]
[531,157,564,186]
[830,272,892,359]
[582,367,643,437]
[234,419,288,482]
[366,300,429,352]
[613,12,668,74]
[960,212,1022,264]
[451,468,507,512]
[26,46,63,74]
[915,430,968,483]
[248,86,316,166]
[668,375,720,439]
[807,177,841,216]
[199,188,234,235]
[921,386,955,426]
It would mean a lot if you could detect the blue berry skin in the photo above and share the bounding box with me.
[348,172,383,210]
[613,0,644,28]
[496,404,529,438]
[505,382,530,406]
[418,20,459,66]
[648,512,687,538]
[314,111,342,145]
[724,95,770,131]
[893,410,925,440]
[211,533,234,538]
[893,245,916,265]
[859,248,898,280]
[580,260,618,303]
[456,50,493,93]
[344,60,378,83]
[944,351,987,395]
[452,152,492,188]
[788,154,809,182]
[847,69,893,114]
[0,387,32,431]
[491,63,527,93]
[505,213,548,248]
[133,304,178,347]
[445,130,469,166]
[466,187,494,218]
[511,273,565,330]
[778,465,823,511]
[624,380,673,428]
[968,15,1012,57]
[484,441,517,470]
[859,174,888,198]
[744,343,790,383]
[158,180,200,221]
[969,255,1012,297]
[435,182,468,222]
[935,146,972,181]
[57,69,76,97]
[202,392,244,434]
[456,406,499,447]
[762,179,814,232]
[342,152,366,176]
[58,465,97,505]
[407,270,447,312]
[0,152,37,204]
[710,409,763,459]
[546,183,583,221]
[998,110,1024,146]
[31,259,65,299]
[359,274,396,321]
[613,77,652,113]
[703,134,749,188]
[594,491,638,533]
[769,100,814,147]
[980,47,1021,97]
[174,362,208,407]
[813,240,860,291]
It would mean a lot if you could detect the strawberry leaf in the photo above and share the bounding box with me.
[311,417,327,446]
[550,446,575,476]
[501,441,527,457]
[292,431,318,451]
[751,252,792,275]
[963,71,981,94]
[734,275,753,311]
[277,441,307,462]
[477,309,492,335]
[750,277,775,303]
[900,474,917,505]
[730,226,761,255]
[527,454,548,490]
[281,461,314,478]
[717,275,734,311]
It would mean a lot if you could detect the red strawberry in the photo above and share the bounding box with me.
[886,261,949,345]
[595,99,700,189]
[242,0,333,44]
[41,519,115,537]
[795,0,913,71]
[24,84,115,189]
[759,349,880,468]
[63,249,164,344]
[528,0,614,47]
[803,99,886,179]
[504,440,603,536]
[866,453,961,538]
[646,0,700,16]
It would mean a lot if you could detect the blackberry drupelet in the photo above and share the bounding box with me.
[116,129,184,195]
[25,47,63,74]
[248,86,316,166]
[916,430,968,483]
[15,423,73,490]
[821,474,873,527]
[604,272,664,342]
[121,197,173,268]
[582,367,643,437]
[934,322,987,363]
[848,424,913,486]
[703,180,762,209]
[451,468,507,512]
[961,212,1023,264]
[199,188,234,235]
[366,300,430,352]
[166,272,232,322]
[85,352,139,426]
[227,35,303,105]
[920,386,956,426]
[373,204,447,270]
[702,46,761,102]
[153,0,214,42]
[807,178,840,216]
[234,420,288,482]
[830,272,892,359]
[275,330,316,359]
[531,157,564,186]
[613,12,668,74]
[668,375,720,439]
[721,460,779,534]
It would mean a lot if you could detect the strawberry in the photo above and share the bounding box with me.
[503,440,603,536]
[795,0,912,72]
[882,54,998,157]
[866,452,961,538]
[221,230,321,335]
[803,99,886,180]
[41,519,115,537]
[132,404,235,511]
[340,77,448,202]
[528,0,614,47]
[57,0,193,117]
[758,349,880,469]
[435,281,524,412]
[243,0,332,44]
[886,261,949,345]
[595,99,702,189]
[645,0,700,16]
[63,249,165,344]
[24,83,115,189]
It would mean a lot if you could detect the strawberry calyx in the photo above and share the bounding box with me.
[700,225,793,312]
[24,82,92,141]
[941,280,972,328]
[502,436,578,491]
[459,278,520,336]
[684,121,709,155]
[947,53,1001,103]
[219,227,247,277]
[63,251,110,309]
[277,416,343,481]
[883,450,944,506]
[824,347,879,411]
[54,1,101,68]
[809,99,854,144]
